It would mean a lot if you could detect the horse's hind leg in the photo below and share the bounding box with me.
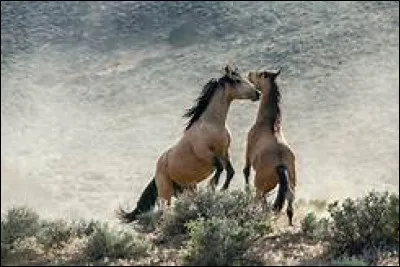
[155,173,173,212]
[286,188,295,226]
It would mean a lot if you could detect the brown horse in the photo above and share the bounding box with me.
[243,69,296,226]
[118,65,260,223]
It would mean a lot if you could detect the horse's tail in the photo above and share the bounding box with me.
[273,164,289,212]
[117,178,158,223]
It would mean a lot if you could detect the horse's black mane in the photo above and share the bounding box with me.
[265,77,281,132]
[183,74,238,130]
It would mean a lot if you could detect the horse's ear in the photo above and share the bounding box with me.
[272,68,281,79]
[223,65,235,77]
[224,65,230,74]
[231,63,238,73]
[223,63,239,76]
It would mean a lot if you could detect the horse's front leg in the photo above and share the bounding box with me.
[208,150,236,191]
[208,156,224,191]
[243,141,251,188]
[221,153,235,191]
[193,143,226,192]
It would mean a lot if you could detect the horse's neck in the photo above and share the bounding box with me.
[201,90,230,128]
[255,89,280,133]
[255,89,272,126]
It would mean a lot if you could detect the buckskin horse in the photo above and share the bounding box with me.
[118,65,260,223]
[243,69,296,226]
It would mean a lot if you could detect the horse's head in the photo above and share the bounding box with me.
[247,69,281,94]
[219,64,260,102]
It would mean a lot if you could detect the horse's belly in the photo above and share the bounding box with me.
[168,157,213,185]
[175,172,213,185]
[171,167,213,185]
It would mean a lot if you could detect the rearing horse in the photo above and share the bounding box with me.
[118,65,260,223]
[243,69,296,226]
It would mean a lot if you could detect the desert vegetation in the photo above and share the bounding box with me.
[1,190,398,266]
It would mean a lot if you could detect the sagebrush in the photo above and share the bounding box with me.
[1,207,150,265]
[301,191,399,263]
[156,188,272,239]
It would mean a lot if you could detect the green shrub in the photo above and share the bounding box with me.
[1,207,150,264]
[36,220,77,249]
[157,193,200,237]
[1,207,41,245]
[134,210,162,233]
[156,189,271,265]
[1,207,42,264]
[158,189,272,239]
[84,223,150,261]
[326,191,399,257]
[72,219,101,238]
[301,212,329,241]
[300,191,399,264]
[301,212,318,235]
[184,217,261,266]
